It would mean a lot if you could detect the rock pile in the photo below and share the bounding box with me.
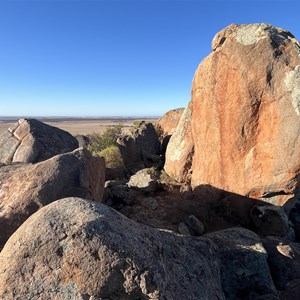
[0,148,105,249]
[1,23,300,300]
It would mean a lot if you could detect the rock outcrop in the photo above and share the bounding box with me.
[191,23,300,205]
[164,101,194,183]
[0,197,225,300]
[156,107,184,136]
[0,148,105,249]
[117,121,161,172]
[0,118,78,164]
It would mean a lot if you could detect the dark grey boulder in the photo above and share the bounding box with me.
[206,227,277,299]
[250,205,289,237]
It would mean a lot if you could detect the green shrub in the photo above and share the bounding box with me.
[98,145,124,168]
[87,124,123,154]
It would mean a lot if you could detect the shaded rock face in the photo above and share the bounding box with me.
[206,227,277,299]
[0,197,225,300]
[250,205,289,236]
[0,118,78,164]
[164,101,194,183]
[156,107,184,136]
[188,23,300,205]
[133,121,160,164]
[117,122,160,173]
[0,148,105,250]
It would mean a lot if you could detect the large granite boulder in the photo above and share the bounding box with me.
[0,148,105,250]
[190,23,300,205]
[0,118,78,164]
[164,101,194,183]
[156,107,184,136]
[0,197,225,300]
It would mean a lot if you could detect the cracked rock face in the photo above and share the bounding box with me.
[0,148,105,250]
[0,197,225,300]
[0,118,78,164]
[190,23,300,205]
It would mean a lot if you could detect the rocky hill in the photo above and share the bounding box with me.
[1,23,300,299]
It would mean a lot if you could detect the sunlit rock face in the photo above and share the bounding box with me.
[0,118,78,164]
[189,23,300,205]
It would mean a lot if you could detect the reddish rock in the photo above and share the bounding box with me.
[156,107,184,136]
[190,23,300,205]
[0,148,105,250]
[164,101,194,183]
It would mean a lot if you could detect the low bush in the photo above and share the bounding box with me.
[87,124,123,154]
[98,145,124,168]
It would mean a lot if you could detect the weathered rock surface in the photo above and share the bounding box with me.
[250,205,289,236]
[206,227,277,299]
[164,101,194,183]
[156,107,184,136]
[0,197,225,300]
[0,118,78,164]
[0,148,105,249]
[187,23,300,205]
[128,168,160,193]
[262,237,300,290]
[279,279,300,300]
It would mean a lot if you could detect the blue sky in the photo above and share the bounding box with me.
[0,0,300,117]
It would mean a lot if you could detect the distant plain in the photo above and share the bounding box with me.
[0,118,158,136]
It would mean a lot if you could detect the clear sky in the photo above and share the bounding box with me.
[1,0,300,117]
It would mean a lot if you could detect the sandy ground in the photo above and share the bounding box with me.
[0,118,158,136]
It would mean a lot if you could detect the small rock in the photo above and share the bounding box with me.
[128,168,159,192]
[105,179,128,188]
[141,197,159,210]
[185,215,205,236]
[178,222,191,235]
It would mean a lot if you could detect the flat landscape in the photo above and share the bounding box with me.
[0,117,158,136]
